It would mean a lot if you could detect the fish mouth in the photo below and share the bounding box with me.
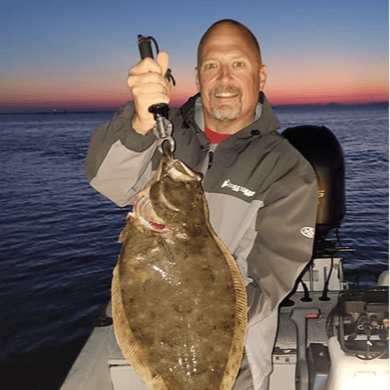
[132,156,202,233]
[165,158,201,182]
[133,194,171,233]
[137,215,171,233]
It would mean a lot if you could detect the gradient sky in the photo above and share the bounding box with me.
[1,0,388,112]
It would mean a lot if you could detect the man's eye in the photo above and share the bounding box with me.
[204,63,217,70]
[233,61,245,68]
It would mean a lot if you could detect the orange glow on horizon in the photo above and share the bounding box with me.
[1,75,388,112]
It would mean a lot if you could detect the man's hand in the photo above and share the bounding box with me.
[127,52,172,135]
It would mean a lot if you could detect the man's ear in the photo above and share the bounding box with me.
[195,68,200,92]
[259,64,268,91]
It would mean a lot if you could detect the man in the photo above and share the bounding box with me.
[85,19,318,390]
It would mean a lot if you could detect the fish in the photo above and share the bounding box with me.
[111,152,248,390]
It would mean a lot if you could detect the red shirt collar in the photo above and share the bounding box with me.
[204,128,231,144]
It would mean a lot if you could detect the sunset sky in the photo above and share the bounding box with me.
[2,0,388,112]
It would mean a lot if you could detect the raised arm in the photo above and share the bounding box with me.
[84,52,172,206]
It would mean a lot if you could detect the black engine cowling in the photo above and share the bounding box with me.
[282,125,345,242]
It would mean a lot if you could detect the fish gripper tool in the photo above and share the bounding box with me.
[149,103,175,155]
[137,35,176,156]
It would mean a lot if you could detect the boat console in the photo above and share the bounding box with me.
[269,126,389,390]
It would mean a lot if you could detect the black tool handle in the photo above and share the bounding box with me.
[137,35,169,120]
[137,34,175,87]
[137,35,155,59]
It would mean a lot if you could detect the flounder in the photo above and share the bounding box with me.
[111,153,248,390]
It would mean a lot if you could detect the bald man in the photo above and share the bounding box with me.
[85,19,318,390]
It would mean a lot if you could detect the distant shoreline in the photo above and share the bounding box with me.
[272,101,389,109]
[0,110,116,115]
[0,101,388,115]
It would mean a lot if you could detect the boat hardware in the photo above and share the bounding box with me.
[290,307,321,390]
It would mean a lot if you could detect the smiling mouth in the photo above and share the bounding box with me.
[213,92,238,99]
[210,86,241,99]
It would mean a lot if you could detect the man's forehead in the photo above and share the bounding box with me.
[204,25,250,45]
[200,41,259,65]
[202,46,251,61]
[199,24,260,61]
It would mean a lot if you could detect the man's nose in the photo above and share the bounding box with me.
[218,65,232,81]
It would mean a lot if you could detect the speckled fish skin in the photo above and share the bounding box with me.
[112,153,248,390]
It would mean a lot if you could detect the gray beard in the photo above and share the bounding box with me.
[210,101,242,122]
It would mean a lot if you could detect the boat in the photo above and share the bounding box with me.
[60,125,389,390]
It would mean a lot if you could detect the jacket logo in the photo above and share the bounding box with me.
[301,227,315,239]
[221,179,255,197]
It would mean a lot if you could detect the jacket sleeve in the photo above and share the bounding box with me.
[84,102,158,207]
[246,151,318,324]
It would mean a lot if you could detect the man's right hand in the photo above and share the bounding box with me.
[127,52,172,135]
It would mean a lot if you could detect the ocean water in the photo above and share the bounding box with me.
[0,105,388,389]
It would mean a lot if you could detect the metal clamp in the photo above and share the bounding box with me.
[152,116,175,155]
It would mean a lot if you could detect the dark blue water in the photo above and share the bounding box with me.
[0,106,388,389]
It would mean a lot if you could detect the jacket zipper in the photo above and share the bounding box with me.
[208,151,214,169]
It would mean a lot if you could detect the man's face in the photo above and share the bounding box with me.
[196,24,267,133]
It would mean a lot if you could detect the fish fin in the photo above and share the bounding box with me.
[118,225,129,243]
[200,196,248,389]
[204,207,248,390]
[112,265,169,390]
[118,213,136,243]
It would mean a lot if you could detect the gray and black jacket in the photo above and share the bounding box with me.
[85,92,318,384]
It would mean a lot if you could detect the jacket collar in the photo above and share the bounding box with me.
[179,92,280,138]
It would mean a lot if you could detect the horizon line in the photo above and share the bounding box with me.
[1,100,388,115]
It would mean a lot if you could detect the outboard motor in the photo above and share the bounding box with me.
[279,126,388,390]
[282,125,346,247]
